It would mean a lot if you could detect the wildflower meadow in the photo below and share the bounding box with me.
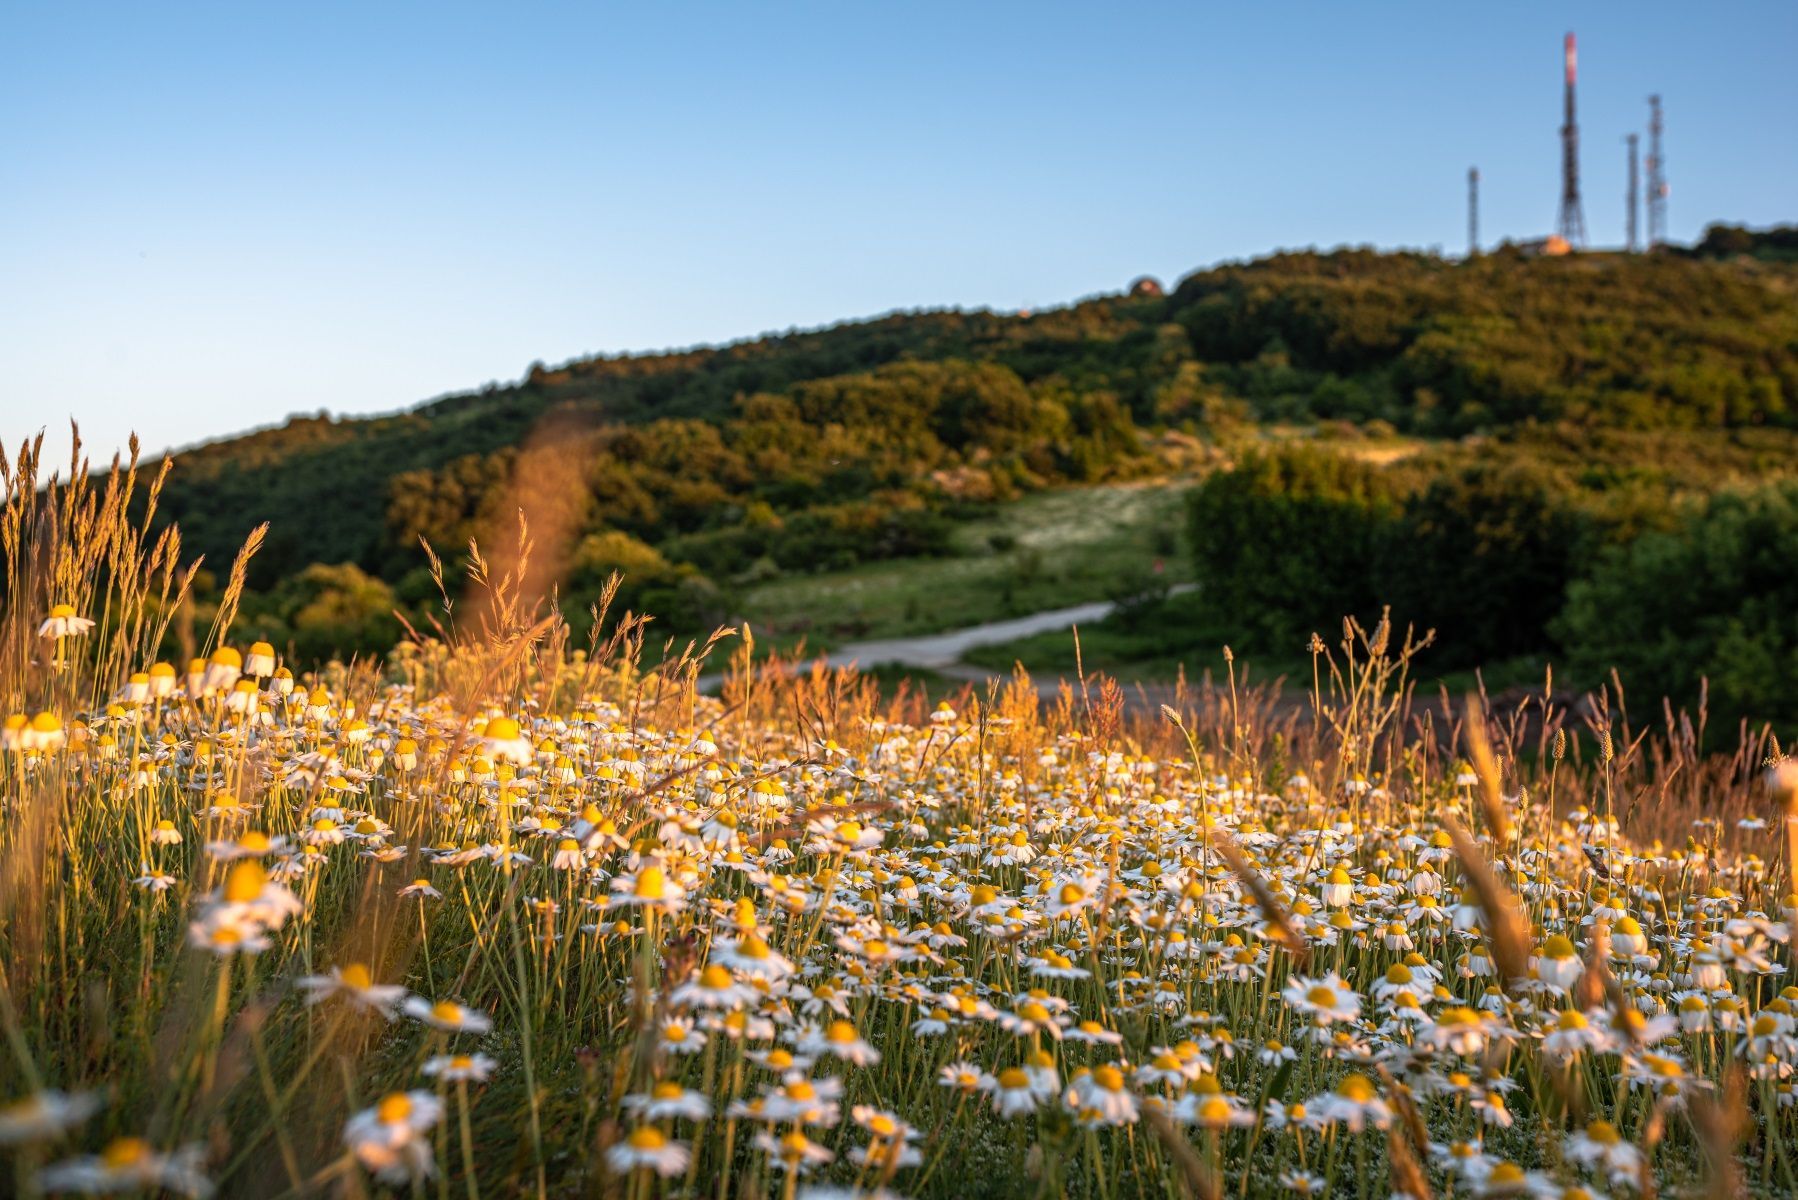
[2,433,1795,1200]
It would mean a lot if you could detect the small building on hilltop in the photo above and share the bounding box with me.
[1513,235,1573,258]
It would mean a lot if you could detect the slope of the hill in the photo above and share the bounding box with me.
[150,241,1798,589]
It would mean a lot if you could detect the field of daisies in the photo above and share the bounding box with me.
[2,440,1796,1200]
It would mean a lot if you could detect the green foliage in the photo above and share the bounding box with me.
[234,562,400,665]
[148,249,1798,597]
[1182,437,1730,670]
[1555,482,1798,732]
[1186,436,1798,728]
[1382,461,1589,665]
[565,531,727,637]
[1691,223,1798,264]
[1187,445,1403,653]
[133,246,1798,668]
[1177,249,1798,433]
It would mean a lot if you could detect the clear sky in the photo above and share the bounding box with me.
[4,1,1794,462]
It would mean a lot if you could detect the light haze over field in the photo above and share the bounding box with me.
[3,0,1794,460]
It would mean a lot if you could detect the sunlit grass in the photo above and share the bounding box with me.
[739,480,1195,647]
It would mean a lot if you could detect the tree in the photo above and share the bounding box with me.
[235,563,400,664]
[1555,482,1798,734]
[1187,446,1403,653]
[1383,462,1586,666]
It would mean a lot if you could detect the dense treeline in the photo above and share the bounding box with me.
[128,227,1798,688]
[1186,430,1798,730]
[152,235,1798,575]
[1174,247,1795,431]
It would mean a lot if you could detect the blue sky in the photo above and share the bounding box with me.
[3,2,1793,460]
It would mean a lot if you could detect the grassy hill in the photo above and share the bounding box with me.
[131,227,1798,669]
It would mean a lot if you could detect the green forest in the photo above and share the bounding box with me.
[132,223,1798,727]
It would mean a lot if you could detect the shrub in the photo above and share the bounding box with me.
[1187,445,1403,653]
[1555,481,1798,733]
[1382,462,1588,666]
[236,562,401,664]
[567,530,724,635]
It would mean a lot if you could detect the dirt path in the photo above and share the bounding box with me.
[699,586,1195,703]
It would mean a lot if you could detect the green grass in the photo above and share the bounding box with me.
[960,592,1293,682]
[964,590,1565,698]
[737,479,1195,650]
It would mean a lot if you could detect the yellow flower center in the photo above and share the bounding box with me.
[377,1093,412,1123]
[1585,1120,1620,1145]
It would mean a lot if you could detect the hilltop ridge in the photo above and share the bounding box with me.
[147,233,1798,589]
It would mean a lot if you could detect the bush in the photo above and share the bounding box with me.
[1554,481,1798,734]
[1189,444,1648,670]
[567,531,725,635]
[1187,445,1403,653]
[236,562,401,664]
[1382,462,1588,666]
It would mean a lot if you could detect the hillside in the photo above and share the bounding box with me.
[133,232,1798,665]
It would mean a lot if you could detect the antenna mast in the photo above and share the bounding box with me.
[1468,167,1480,256]
[1555,32,1587,247]
[1626,134,1640,252]
[1646,95,1667,248]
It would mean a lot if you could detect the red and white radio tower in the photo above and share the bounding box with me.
[1555,33,1587,248]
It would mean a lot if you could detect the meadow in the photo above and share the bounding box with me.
[2,437,1795,1200]
[736,481,1194,649]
